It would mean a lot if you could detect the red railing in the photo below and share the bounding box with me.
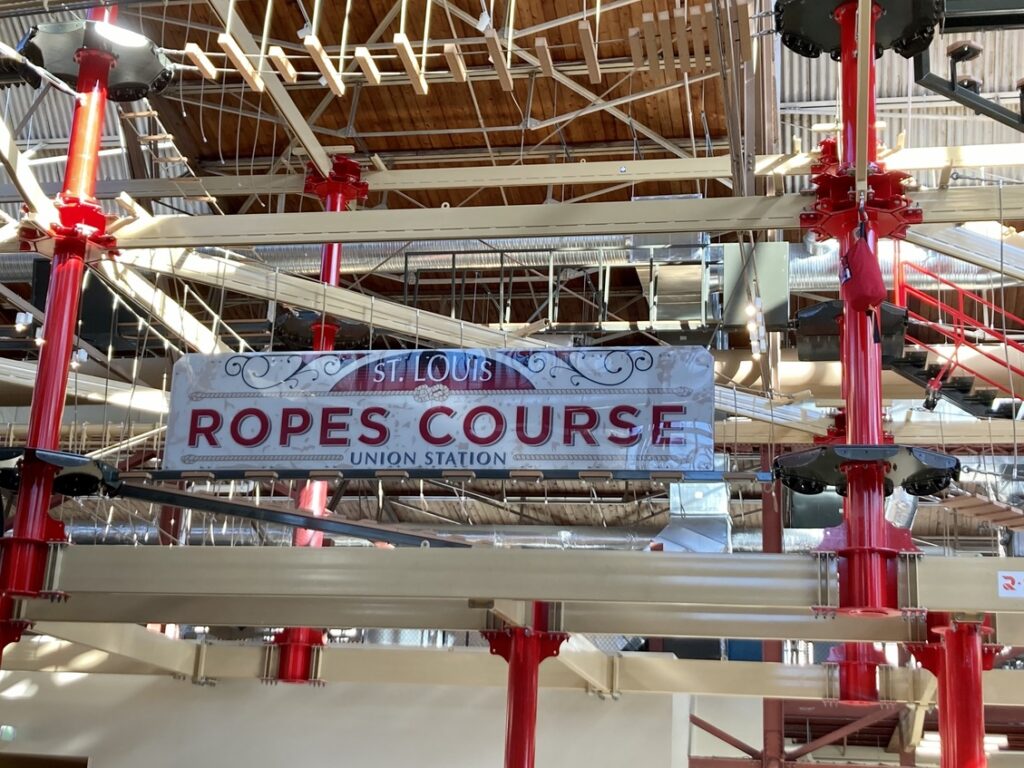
[896,260,1024,397]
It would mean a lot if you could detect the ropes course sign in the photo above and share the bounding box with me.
[164,347,714,476]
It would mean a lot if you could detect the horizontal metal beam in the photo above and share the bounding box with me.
[14,594,928,643]
[112,248,552,350]
[35,546,824,609]
[0,358,169,413]
[4,143,1020,204]
[3,631,1023,707]
[92,259,233,355]
[75,186,1024,249]
[28,621,195,676]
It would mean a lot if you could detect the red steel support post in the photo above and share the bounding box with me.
[0,5,117,658]
[760,447,785,768]
[275,157,367,683]
[911,615,997,768]
[484,603,567,768]
[834,0,888,704]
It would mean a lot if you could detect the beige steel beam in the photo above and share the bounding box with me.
[92,259,233,355]
[113,248,553,350]
[12,595,922,643]
[28,621,194,676]
[89,186,1024,250]
[0,357,169,413]
[0,116,57,225]
[31,546,824,610]
[205,0,331,176]
[904,226,1024,284]
[21,546,1024,642]
[3,143,1021,202]
[2,633,1022,707]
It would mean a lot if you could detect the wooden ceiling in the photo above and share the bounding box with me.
[129,0,744,210]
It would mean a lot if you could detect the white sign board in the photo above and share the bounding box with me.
[164,347,714,475]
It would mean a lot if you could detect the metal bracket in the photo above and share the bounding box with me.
[811,551,840,617]
[822,661,840,703]
[192,642,215,686]
[40,540,67,599]
[897,552,924,618]
[877,664,899,703]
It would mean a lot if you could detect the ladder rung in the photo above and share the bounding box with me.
[121,110,158,118]
[152,156,189,164]
[139,133,173,143]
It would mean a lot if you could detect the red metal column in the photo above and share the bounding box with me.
[836,0,887,704]
[485,603,566,768]
[760,447,785,768]
[911,615,997,768]
[0,5,117,658]
[274,157,366,682]
[804,0,921,703]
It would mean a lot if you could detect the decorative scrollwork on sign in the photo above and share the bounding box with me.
[223,354,346,391]
[524,349,654,387]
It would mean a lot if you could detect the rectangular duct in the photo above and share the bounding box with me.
[722,241,790,330]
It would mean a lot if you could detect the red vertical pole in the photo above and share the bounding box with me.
[760,447,785,768]
[834,0,889,703]
[939,621,988,768]
[912,615,994,768]
[486,603,566,768]
[0,5,117,657]
[275,157,366,682]
[503,627,543,768]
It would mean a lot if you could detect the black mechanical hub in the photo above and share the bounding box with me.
[773,445,960,497]
[0,20,173,100]
[775,0,943,59]
[793,300,907,366]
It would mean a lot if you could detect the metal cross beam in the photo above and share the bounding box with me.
[112,247,554,350]
[58,186,1024,250]
[3,143,1021,203]
[3,628,1024,708]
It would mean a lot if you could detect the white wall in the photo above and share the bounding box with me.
[0,671,684,768]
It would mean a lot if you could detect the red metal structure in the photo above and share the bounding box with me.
[898,258,1024,400]
[800,0,995,761]
[0,4,118,660]
[484,603,567,768]
[910,614,999,768]
[274,156,367,683]
[802,0,920,704]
